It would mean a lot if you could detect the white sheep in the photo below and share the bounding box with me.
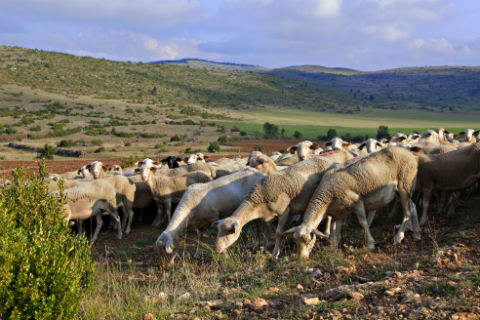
[138,166,212,227]
[86,161,107,179]
[55,179,121,243]
[289,140,322,161]
[215,156,335,260]
[285,146,420,259]
[156,168,266,259]
[185,153,207,164]
[358,138,383,154]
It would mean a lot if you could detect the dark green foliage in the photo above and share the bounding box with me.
[254,144,265,152]
[0,162,94,319]
[217,135,228,144]
[170,134,182,142]
[94,147,105,153]
[376,125,390,140]
[327,128,337,140]
[120,155,139,168]
[263,122,279,139]
[208,142,220,153]
[37,144,55,159]
[293,130,303,139]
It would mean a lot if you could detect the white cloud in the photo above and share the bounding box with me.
[309,0,342,19]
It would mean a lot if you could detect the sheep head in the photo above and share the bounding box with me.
[215,218,240,254]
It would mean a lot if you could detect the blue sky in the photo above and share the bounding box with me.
[0,0,479,70]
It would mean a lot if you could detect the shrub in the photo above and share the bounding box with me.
[208,142,220,153]
[217,135,228,144]
[293,130,303,139]
[37,144,56,160]
[377,125,390,140]
[170,134,182,142]
[254,144,265,152]
[94,147,105,153]
[0,162,94,319]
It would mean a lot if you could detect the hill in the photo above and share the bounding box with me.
[270,65,480,111]
[151,58,269,72]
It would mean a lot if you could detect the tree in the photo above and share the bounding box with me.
[263,122,279,139]
[327,129,337,140]
[293,131,303,139]
[376,125,390,140]
[208,142,220,153]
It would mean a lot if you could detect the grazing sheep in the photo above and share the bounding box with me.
[156,168,266,258]
[139,166,212,226]
[286,146,420,259]
[56,179,121,243]
[215,156,335,260]
[414,141,480,226]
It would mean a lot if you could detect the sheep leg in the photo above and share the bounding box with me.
[77,219,84,240]
[331,219,343,247]
[352,201,376,250]
[409,199,421,240]
[272,208,290,260]
[420,189,432,226]
[387,198,400,218]
[110,208,123,240]
[395,190,420,243]
[324,216,332,237]
[164,198,172,223]
[193,229,202,259]
[367,210,376,227]
[124,203,134,234]
[91,213,104,244]
[152,200,164,227]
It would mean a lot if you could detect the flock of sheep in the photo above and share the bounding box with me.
[36,127,480,262]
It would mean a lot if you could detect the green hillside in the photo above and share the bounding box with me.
[0,45,360,113]
[270,65,480,111]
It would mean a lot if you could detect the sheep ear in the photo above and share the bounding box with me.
[310,143,320,150]
[312,229,328,239]
[358,143,366,150]
[161,159,168,164]
[150,167,157,173]
[289,146,297,154]
[224,221,238,235]
[283,226,298,235]
[86,164,91,169]
[399,136,407,142]
[342,143,350,149]
[204,156,209,161]
[325,142,332,147]
[474,130,480,136]
[176,157,182,162]
[77,169,82,175]
[183,157,189,162]
[453,134,460,138]
[211,219,224,228]
[376,142,383,148]
[134,168,141,173]
[153,161,160,165]
[102,166,107,171]
[410,146,422,152]
[385,136,392,142]
[458,131,465,136]
[444,130,450,134]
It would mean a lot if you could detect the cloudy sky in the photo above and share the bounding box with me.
[0,0,479,70]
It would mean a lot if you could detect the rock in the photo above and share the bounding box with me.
[231,309,242,316]
[296,284,304,291]
[268,287,280,293]
[144,292,167,303]
[178,292,191,301]
[242,298,252,307]
[402,291,421,304]
[385,287,402,296]
[234,301,243,308]
[142,313,155,320]
[311,268,323,278]
[202,299,223,310]
[335,266,350,274]
[250,298,268,312]
[300,295,321,305]
[348,291,364,301]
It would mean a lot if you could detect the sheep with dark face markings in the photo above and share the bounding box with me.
[286,146,420,260]
[215,157,335,260]
[156,168,266,260]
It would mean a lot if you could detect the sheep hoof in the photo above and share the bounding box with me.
[395,232,404,244]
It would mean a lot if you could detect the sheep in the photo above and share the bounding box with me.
[107,164,123,175]
[56,179,121,243]
[286,146,420,259]
[358,138,383,154]
[419,128,452,145]
[455,129,477,143]
[215,156,335,260]
[102,175,136,234]
[185,153,207,164]
[389,132,408,144]
[325,137,350,151]
[136,158,162,169]
[413,141,480,226]
[247,153,282,174]
[161,156,185,168]
[318,149,355,163]
[86,161,107,179]
[156,168,266,259]
[274,154,300,166]
[408,133,420,144]
[138,166,212,227]
[163,162,218,179]
[289,140,322,161]
[47,177,92,193]
[269,151,283,162]
[78,165,92,178]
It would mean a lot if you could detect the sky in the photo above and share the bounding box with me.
[0,0,479,70]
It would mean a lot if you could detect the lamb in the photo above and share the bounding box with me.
[414,141,480,226]
[139,166,212,226]
[215,156,335,260]
[156,168,266,258]
[56,179,121,243]
[286,146,420,259]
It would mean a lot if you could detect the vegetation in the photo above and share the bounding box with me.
[0,163,94,319]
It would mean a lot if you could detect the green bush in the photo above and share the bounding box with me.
[37,144,56,159]
[254,144,265,152]
[208,142,220,153]
[0,162,94,319]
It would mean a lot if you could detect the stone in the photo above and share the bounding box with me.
[142,313,155,320]
[452,312,478,320]
[144,292,167,303]
[250,298,268,312]
[300,295,321,306]
[385,287,402,296]
[296,284,304,291]
[348,291,364,301]
[178,292,191,301]
[311,268,323,278]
